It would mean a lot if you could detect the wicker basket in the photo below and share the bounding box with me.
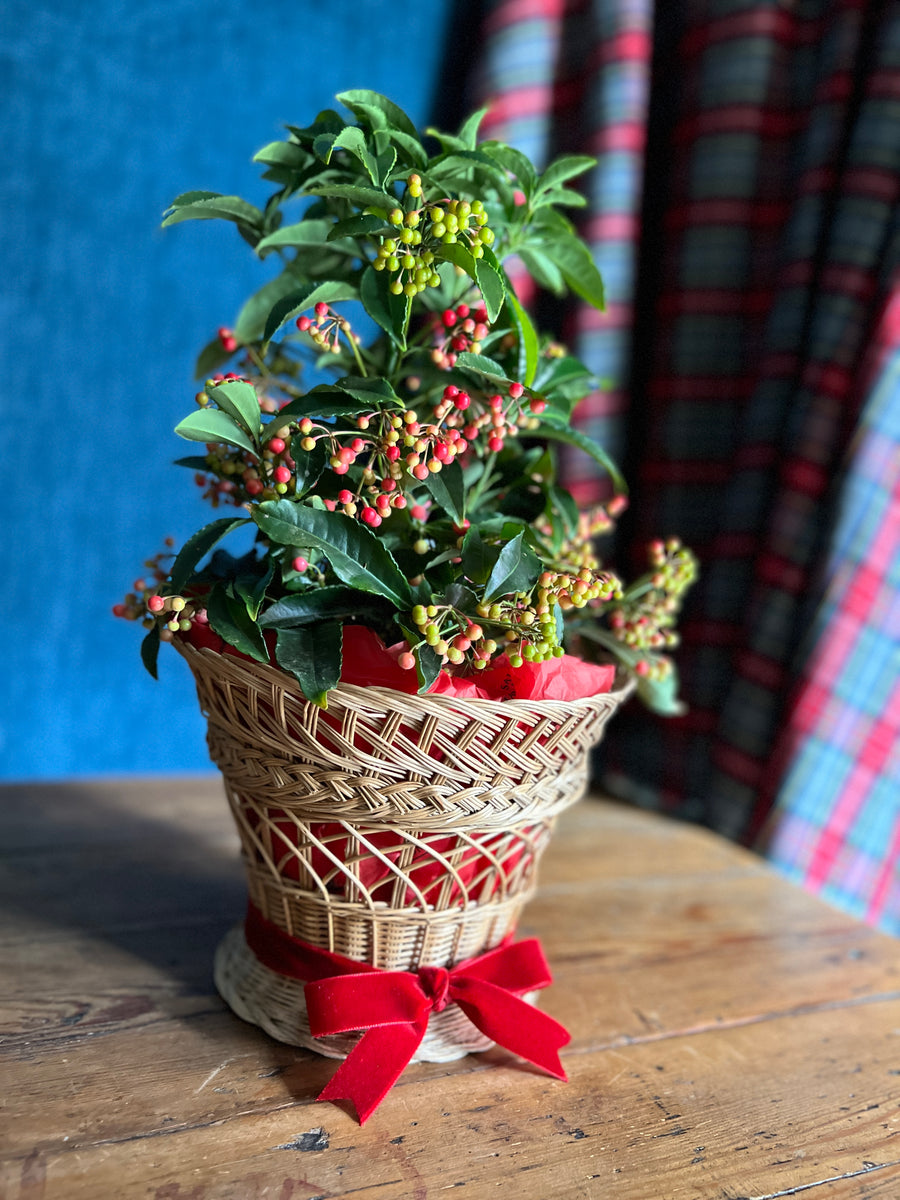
[178,641,631,1063]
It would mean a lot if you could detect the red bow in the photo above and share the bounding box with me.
[244,903,570,1123]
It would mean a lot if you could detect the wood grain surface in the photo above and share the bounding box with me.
[2,777,899,1200]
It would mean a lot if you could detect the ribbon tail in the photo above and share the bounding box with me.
[454,979,570,1081]
[317,1018,429,1124]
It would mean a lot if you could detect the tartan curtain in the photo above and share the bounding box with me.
[465,0,900,934]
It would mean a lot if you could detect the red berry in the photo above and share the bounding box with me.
[314,302,329,319]
[296,316,312,332]
[273,466,291,484]
[398,651,416,671]
[361,507,380,526]
[147,595,166,613]
[338,489,354,505]
[488,436,504,453]
[292,556,308,572]
[267,436,286,453]
[509,382,524,399]
[442,309,457,328]
[529,398,546,414]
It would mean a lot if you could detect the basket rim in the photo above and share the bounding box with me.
[175,637,636,717]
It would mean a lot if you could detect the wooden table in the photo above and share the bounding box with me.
[2,777,900,1199]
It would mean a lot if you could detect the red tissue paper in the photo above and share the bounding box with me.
[184,622,616,702]
[340,624,616,702]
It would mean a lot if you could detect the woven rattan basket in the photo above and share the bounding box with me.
[178,640,631,1062]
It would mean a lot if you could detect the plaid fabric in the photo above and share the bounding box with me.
[473,0,652,486]
[469,0,900,934]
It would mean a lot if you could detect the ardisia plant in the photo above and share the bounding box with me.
[115,90,696,712]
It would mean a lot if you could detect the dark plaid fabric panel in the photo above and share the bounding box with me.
[470,0,900,933]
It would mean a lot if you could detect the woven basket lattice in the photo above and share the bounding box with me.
[179,641,630,1061]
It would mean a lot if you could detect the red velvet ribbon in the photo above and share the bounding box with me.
[244,903,570,1123]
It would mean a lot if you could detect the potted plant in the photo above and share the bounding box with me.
[116,90,696,1123]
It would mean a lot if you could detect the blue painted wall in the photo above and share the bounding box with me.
[2,0,452,779]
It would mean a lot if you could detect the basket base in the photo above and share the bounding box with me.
[213,923,498,1063]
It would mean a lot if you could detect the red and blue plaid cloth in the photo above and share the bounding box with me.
[468,0,900,934]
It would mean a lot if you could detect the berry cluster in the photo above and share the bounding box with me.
[607,538,698,677]
[295,302,354,356]
[113,543,209,642]
[372,175,495,297]
[404,566,621,673]
[429,301,490,369]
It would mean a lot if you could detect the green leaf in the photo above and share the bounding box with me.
[543,231,606,309]
[437,243,505,323]
[423,459,466,526]
[535,154,596,194]
[380,129,426,169]
[169,516,251,593]
[233,268,307,343]
[290,435,328,497]
[518,246,566,296]
[174,409,259,459]
[252,140,309,170]
[162,193,264,232]
[252,501,413,608]
[140,625,161,679]
[483,531,541,602]
[637,664,687,717]
[534,186,588,209]
[336,89,419,139]
[413,641,443,694]
[233,564,273,621]
[327,214,386,242]
[460,526,498,585]
[475,246,507,323]
[332,375,402,408]
[505,291,539,387]
[442,581,480,613]
[360,264,409,348]
[286,110,345,145]
[206,583,269,664]
[259,586,376,629]
[536,354,598,407]
[276,378,400,424]
[549,485,579,539]
[206,380,262,440]
[254,218,334,256]
[275,623,343,707]
[172,455,212,471]
[481,142,537,196]
[532,421,626,493]
[315,125,380,185]
[262,280,359,345]
[304,182,395,210]
[454,351,507,380]
[458,106,490,149]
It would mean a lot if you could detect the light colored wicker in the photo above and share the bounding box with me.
[179,640,631,1061]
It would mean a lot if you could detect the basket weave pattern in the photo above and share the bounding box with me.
[179,642,629,1060]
